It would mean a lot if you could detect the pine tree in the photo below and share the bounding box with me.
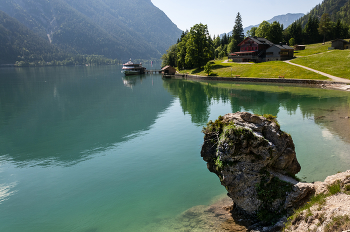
[232,12,244,52]
[304,16,320,44]
[318,13,332,43]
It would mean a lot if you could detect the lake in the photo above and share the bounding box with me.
[1,65,350,231]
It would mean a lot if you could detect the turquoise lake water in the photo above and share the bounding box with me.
[1,65,350,231]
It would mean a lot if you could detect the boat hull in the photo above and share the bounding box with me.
[121,70,144,76]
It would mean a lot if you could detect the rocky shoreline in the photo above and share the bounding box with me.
[179,170,350,232]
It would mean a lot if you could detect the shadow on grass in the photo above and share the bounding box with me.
[212,64,227,70]
[190,64,226,75]
[192,68,203,74]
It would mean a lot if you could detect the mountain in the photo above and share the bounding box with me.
[243,13,305,35]
[220,13,305,37]
[0,11,60,64]
[0,0,182,60]
[297,0,350,26]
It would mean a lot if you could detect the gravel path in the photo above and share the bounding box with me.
[284,60,350,84]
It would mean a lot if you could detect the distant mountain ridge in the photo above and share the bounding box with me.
[220,13,305,37]
[243,13,305,35]
[0,0,182,61]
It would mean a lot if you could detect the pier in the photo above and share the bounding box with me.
[145,70,162,74]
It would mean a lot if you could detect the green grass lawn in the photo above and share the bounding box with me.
[293,41,333,57]
[179,59,328,80]
[291,50,350,80]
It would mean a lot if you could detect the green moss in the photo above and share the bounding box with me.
[256,171,294,224]
[263,114,277,121]
[202,118,224,135]
[215,157,223,171]
[263,114,281,129]
[327,180,341,195]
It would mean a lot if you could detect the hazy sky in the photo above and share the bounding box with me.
[151,0,323,35]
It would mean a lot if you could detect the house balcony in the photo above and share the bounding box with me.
[228,51,260,62]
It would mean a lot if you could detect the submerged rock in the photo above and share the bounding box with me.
[201,112,314,224]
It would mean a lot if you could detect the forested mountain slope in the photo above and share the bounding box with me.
[0,11,61,64]
[298,0,350,26]
[0,0,181,60]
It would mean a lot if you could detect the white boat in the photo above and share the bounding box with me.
[121,59,146,75]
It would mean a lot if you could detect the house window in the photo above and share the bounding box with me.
[266,52,273,55]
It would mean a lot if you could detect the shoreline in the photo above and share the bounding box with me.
[170,73,350,92]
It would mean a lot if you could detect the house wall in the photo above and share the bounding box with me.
[294,46,306,50]
[279,50,294,61]
[163,67,176,75]
[265,46,294,61]
[332,40,346,50]
[258,44,271,53]
[240,40,258,52]
[265,46,281,61]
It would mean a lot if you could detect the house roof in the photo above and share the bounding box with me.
[238,37,274,47]
[274,44,293,50]
[331,39,350,43]
[231,51,257,54]
[161,65,176,70]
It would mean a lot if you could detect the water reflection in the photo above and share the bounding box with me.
[0,66,173,166]
[313,105,350,143]
[0,182,17,204]
[163,79,350,142]
[122,75,147,88]
[163,78,350,182]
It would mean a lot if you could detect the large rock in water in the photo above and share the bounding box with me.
[201,112,313,223]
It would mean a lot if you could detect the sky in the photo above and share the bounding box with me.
[151,0,323,36]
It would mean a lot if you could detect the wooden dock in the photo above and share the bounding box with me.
[145,70,162,74]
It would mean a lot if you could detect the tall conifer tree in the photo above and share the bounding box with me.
[318,13,332,43]
[232,12,244,52]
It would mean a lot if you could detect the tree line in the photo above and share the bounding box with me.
[162,12,350,69]
[162,13,244,69]
[14,55,120,67]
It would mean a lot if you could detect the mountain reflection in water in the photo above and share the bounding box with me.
[0,66,173,166]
